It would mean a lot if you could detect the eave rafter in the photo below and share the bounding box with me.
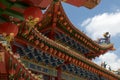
[30,0,115,59]
[57,2,115,59]
[16,27,120,80]
[0,0,114,59]
[0,0,119,80]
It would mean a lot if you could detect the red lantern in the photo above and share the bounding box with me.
[24,7,43,21]
[0,22,18,37]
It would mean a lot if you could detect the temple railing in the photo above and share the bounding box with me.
[0,43,40,80]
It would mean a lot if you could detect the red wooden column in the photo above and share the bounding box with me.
[55,61,69,80]
[0,49,8,80]
[56,66,62,80]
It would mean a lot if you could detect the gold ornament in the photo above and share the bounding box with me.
[26,16,40,32]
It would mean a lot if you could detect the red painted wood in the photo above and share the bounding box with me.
[0,43,37,80]
[0,50,8,79]
[56,67,62,80]
[11,7,24,14]
[62,0,87,7]
[24,7,43,21]
[37,0,52,8]
[0,22,18,36]
[0,2,6,9]
[50,23,56,40]
[22,0,52,8]
[0,62,7,74]
[49,2,60,40]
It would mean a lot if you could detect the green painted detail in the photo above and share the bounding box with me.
[2,8,24,20]
[12,2,27,9]
[0,8,3,15]
[62,72,85,80]
[21,60,29,67]
[14,63,18,70]
[17,68,23,78]
[53,0,59,2]
[0,16,8,22]
[9,57,12,69]
[27,76,30,80]
[41,7,47,10]
[23,72,26,78]
[0,0,13,8]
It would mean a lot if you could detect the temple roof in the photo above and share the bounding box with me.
[35,1,115,59]
[0,1,119,79]
[15,28,119,80]
[0,0,115,59]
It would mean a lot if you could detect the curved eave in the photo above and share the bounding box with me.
[56,2,114,58]
[62,0,101,9]
[39,1,114,59]
[16,28,120,80]
[36,2,53,30]
[99,43,115,54]
[85,44,115,59]
[83,0,101,9]
[0,0,114,59]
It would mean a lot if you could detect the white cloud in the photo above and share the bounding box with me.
[93,52,120,71]
[81,11,120,40]
[81,11,120,71]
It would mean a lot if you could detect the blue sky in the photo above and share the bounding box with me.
[62,0,120,71]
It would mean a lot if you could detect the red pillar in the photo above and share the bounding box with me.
[0,51,8,80]
[56,67,62,80]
